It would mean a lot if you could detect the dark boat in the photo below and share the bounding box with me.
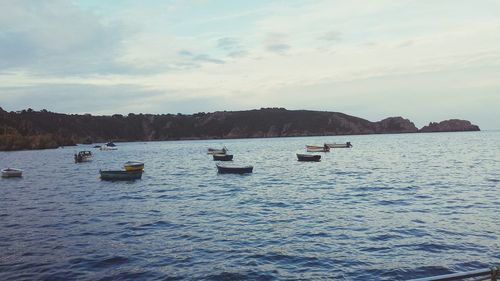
[297,154,321,162]
[75,151,92,163]
[100,170,143,181]
[105,142,116,147]
[213,154,233,161]
[216,164,253,174]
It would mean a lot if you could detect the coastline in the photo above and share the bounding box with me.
[0,108,480,151]
[0,130,487,152]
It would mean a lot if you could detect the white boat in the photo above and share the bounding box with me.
[325,142,352,148]
[100,145,117,151]
[306,145,330,152]
[1,168,23,178]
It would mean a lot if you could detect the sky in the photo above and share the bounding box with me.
[0,0,499,129]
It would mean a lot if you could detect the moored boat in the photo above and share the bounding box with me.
[106,142,116,147]
[325,142,352,148]
[297,154,321,162]
[306,145,330,152]
[75,151,92,163]
[216,164,253,174]
[124,161,145,171]
[208,147,227,155]
[100,145,117,151]
[1,168,23,178]
[213,154,233,161]
[99,170,143,181]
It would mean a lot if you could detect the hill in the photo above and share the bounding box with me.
[0,107,479,151]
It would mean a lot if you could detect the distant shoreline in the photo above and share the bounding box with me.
[0,107,480,151]
[1,130,487,153]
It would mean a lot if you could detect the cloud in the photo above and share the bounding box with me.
[193,54,225,64]
[266,43,290,53]
[1,0,499,129]
[0,84,164,114]
[0,83,237,115]
[264,33,290,53]
[178,49,194,56]
[228,50,248,58]
[0,0,134,76]
[216,37,248,58]
[217,37,239,50]
[319,31,342,42]
[0,32,40,68]
[177,49,225,65]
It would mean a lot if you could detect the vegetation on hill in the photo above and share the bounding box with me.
[0,107,478,151]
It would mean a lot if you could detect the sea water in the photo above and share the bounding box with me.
[0,131,498,280]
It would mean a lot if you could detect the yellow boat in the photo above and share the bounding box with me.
[124,161,144,171]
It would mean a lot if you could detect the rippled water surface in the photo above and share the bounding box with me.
[1,131,499,280]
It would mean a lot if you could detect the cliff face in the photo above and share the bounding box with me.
[376,117,418,133]
[0,107,479,151]
[419,119,480,132]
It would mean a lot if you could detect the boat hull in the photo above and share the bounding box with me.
[1,169,23,178]
[297,154,321,162]
[100,146,117,151]
[208,149,226,155]
[216,164,253,174]
[75,151,93,163]
[325,142,352,148]
[100,170,143,181]
[213,154,233,161]
[306,145,330,152]
[306,148,330,152]
[124,162,145,171]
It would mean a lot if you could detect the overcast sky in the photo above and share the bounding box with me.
[1,0,499,129]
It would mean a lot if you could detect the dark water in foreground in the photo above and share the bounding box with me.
[1,131,499,280]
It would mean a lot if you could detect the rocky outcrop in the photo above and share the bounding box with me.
[419,119,480,132]
[376,117,418,133]
[0,107,480,151]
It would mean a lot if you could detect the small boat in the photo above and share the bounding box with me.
[213,154,233,161]
[216,164,253,174]
[106,142,117,147]
[325,142,352,148]
[297,154,321,162]
[306,145,330,152]
[208,147,227,155]
[1,168,23,178]
[124,161,145,171]
[75,151,92,163]
[100,145,117,151]
[93,145,102,148]
[100,170,143,181]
